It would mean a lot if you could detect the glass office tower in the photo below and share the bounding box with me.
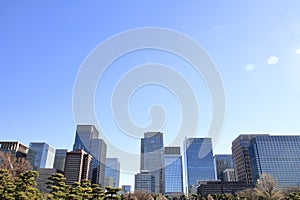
[73,125,107,187]
[249,135,300,188]
[184,138,215,193]
[105,158,120,188]
[164,147,183,194]
[27,142,55,169]
[140,132,164,193]
[214,154,235,181]
[231,134,267,185]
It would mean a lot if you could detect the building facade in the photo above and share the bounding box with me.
[0,141,28,158]
[64,149,93,185]
[140,132,164,193]
[164,147,183,194]
[231,134,267,185]
[27,142,55,169]
[197,181,249,198]
[214,154,235,182]
[105,158,120,188]
[135,171,155,193]
[122,185,131,194]
[249,135,300,187]
[184,138,216,193]
[223,169,236,182]
[73,125,107,187]
[53,149,68,172]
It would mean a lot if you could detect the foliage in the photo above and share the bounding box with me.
[14,170,42,199]
[285,190,300,200]
[92,183,105,200]
[0,152,32,178]
[254,173,283,200]
[46,172,70,199]
[105,186,122,200]
[0,169,15,200]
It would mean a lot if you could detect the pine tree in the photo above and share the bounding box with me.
[80,179,93,199]
[105,186,121,200]
[46,173,70,199]
[14,170,42,200]
[91,184,105,200]
[0,169,15,200]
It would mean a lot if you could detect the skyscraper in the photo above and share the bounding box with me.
[0,141,28,158]
[27,142,55,169]
[53,149,68,172]
[140,132,164,193]
[231,134,267,185]
[249,135,300,187]
[105,158,120,188]
[134,170,155,193]
[184,138,215,193]
[64,149,92,185]
[164,147,183,194]
[214,154,235,182]
[73,125,107,187]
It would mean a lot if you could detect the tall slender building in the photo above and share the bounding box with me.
[64,149,92,185]
[53,149,68,172]
[231,134,267,185]
[249,135,300,187]
[27,142,55,169]
[105,158,120,188]
[73,125,107,187]
[214,154,235,182]
[184,138,215,193]
[140,132,164,193]
[164,147,183,194]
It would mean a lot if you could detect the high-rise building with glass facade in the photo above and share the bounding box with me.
[184,138,215,193]
[249,135,300,188]
[73,125,107,187]
[27,142,55,169]
[214,154,235,182]
[140,132,164,193]
[53,149,67,172]
[231,134,267,185]
[164,147,183,194]
[105,158,120,188]
[134,170,155,193]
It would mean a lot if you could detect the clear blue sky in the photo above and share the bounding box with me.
[1,1,300,187]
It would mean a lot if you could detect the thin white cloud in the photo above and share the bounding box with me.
[296,48,300,54]
[245,64,256,72]
[267,56,279,65]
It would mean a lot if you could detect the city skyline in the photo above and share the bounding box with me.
[1,1,300,188]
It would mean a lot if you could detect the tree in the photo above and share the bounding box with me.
[0,152,32,178]
[0,169,15,200]
[14,170,42,200]
[131,191,154,200]
[46,173,70,199]
[80,179,93,199]
[236,188,258,200]
[91,184,105,200]
[105,186,121,200]
[254,173,283,200]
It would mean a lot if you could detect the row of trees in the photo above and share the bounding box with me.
[1,169,300,200]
